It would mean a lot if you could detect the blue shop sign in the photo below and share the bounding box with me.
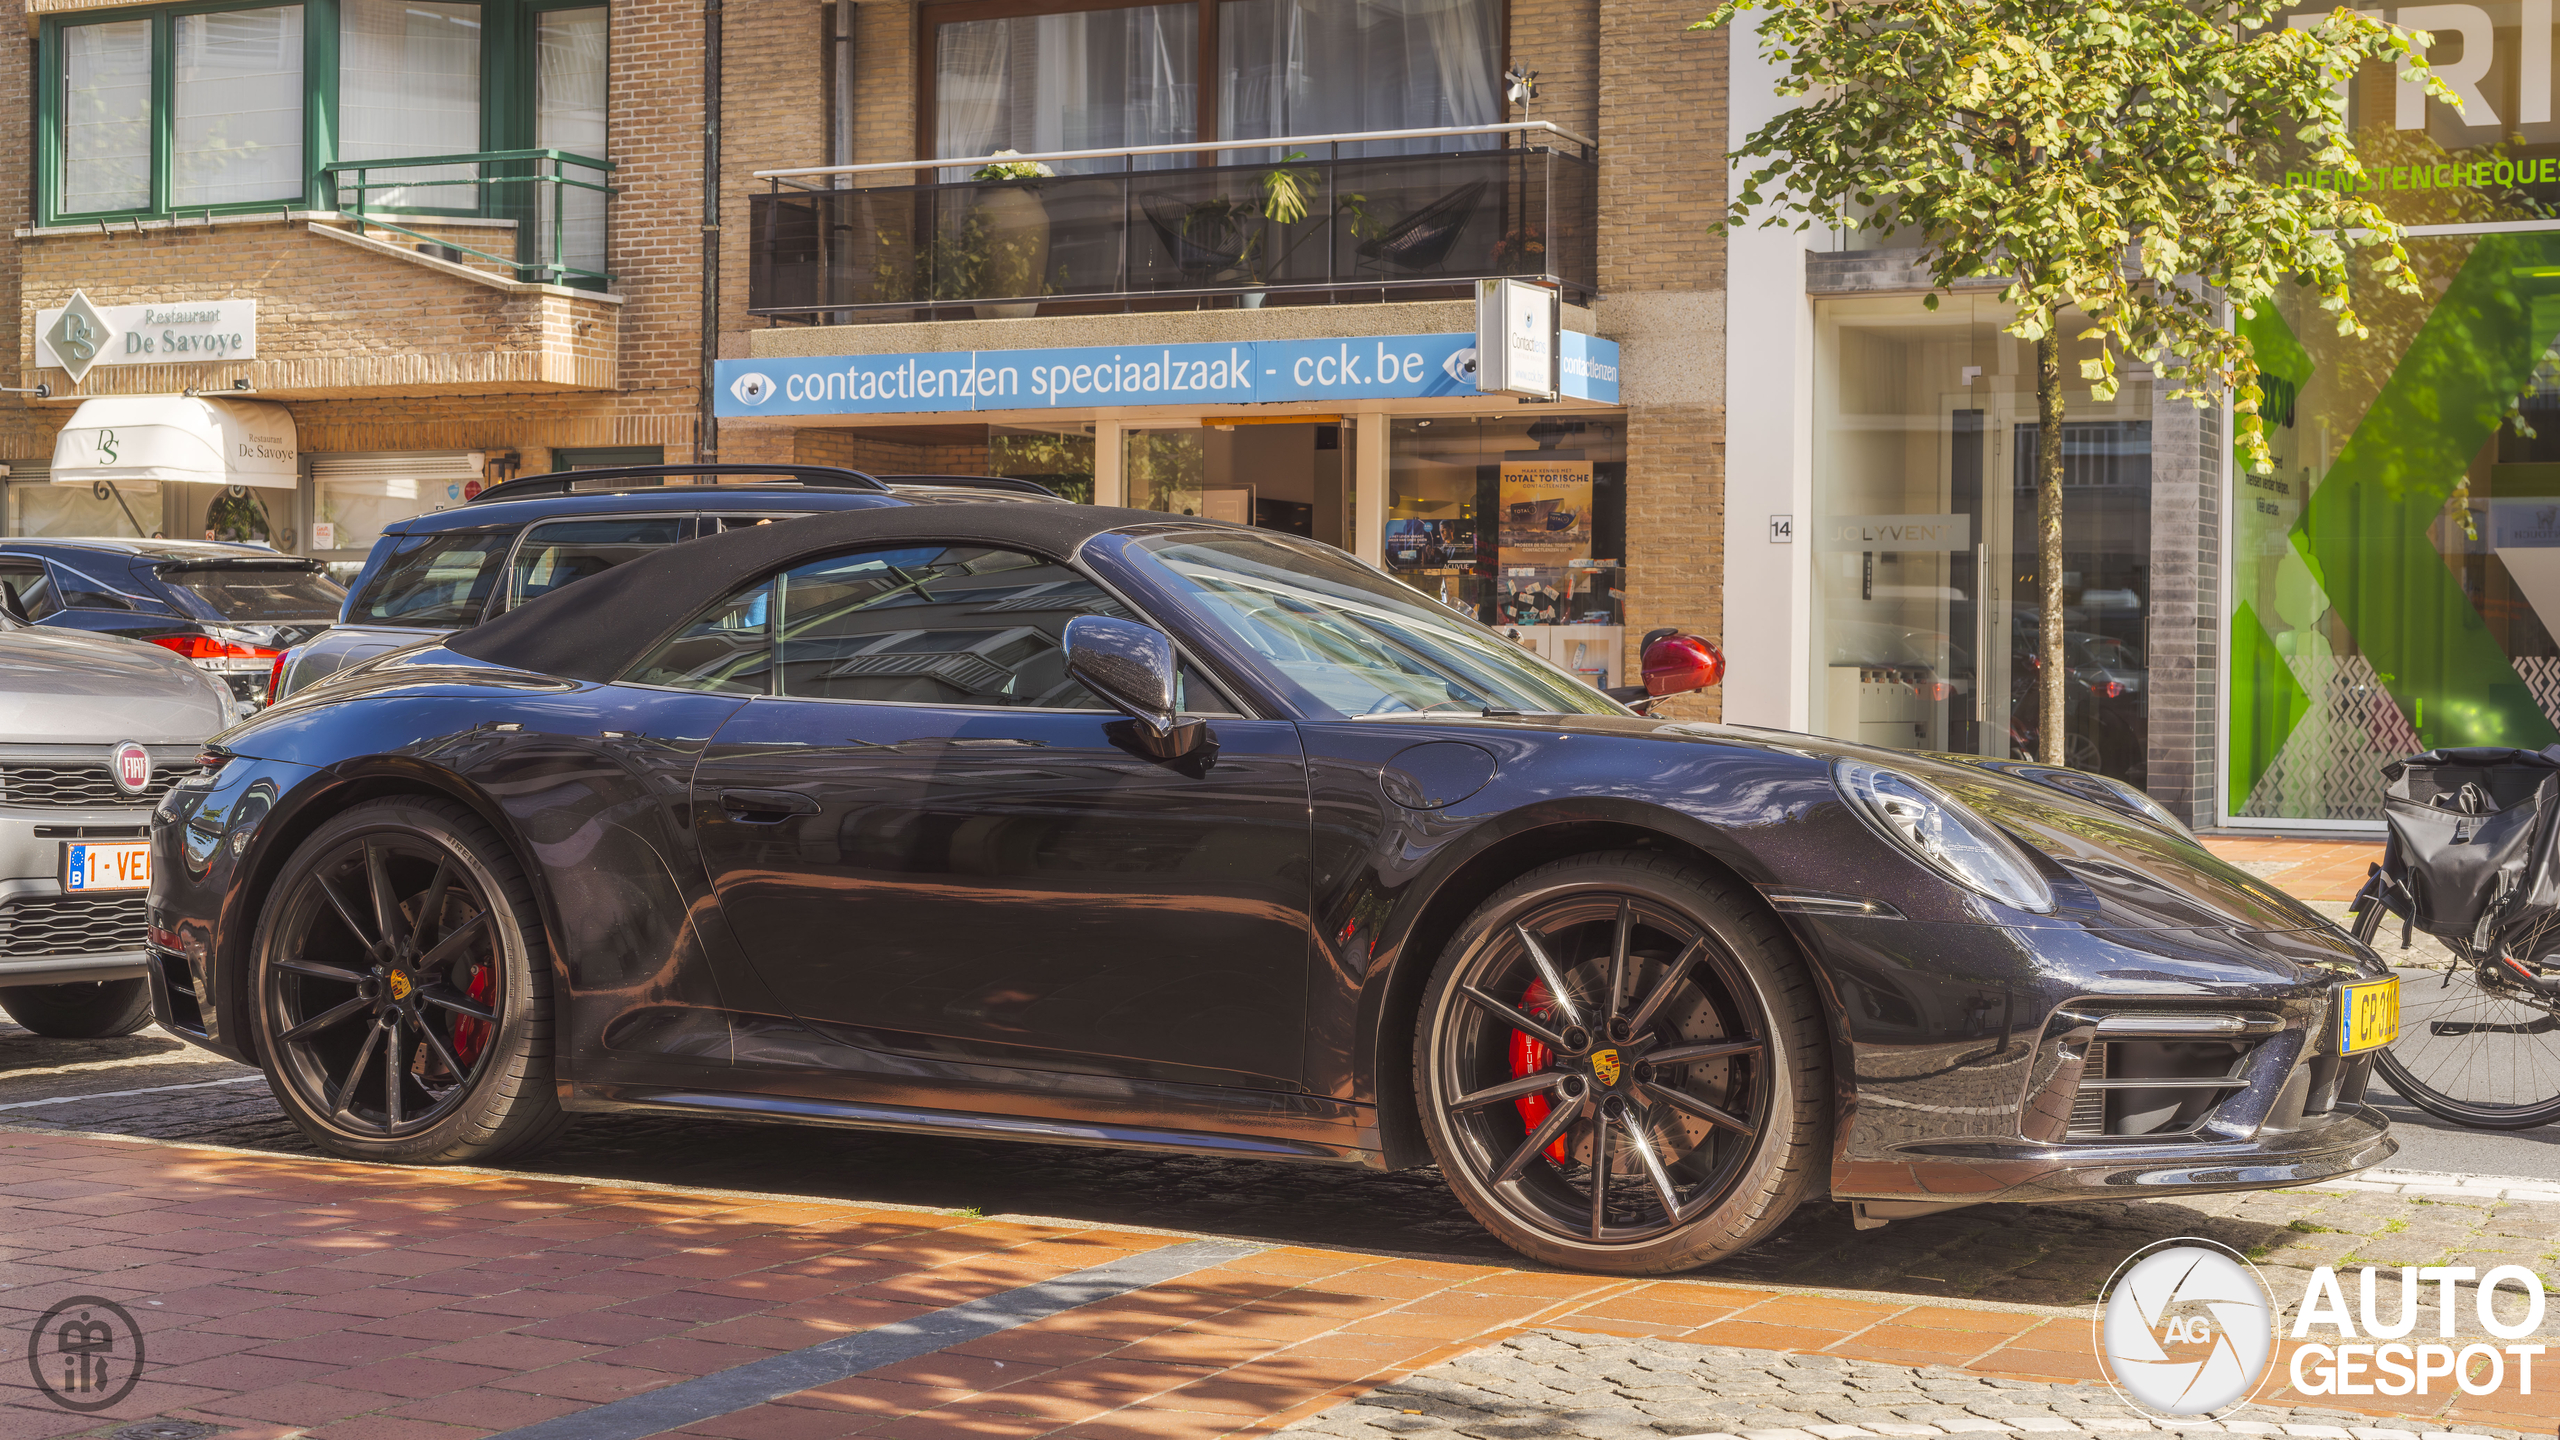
[715,331,1620,418]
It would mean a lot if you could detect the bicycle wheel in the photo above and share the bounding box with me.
[2356,903,2560,1130]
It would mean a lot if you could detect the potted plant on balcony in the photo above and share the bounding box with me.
[971,151,1054,319]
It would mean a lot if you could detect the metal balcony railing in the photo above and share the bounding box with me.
[317,148,619,289]
[746,123,1595,323]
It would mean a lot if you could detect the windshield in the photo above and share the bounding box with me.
[1132,532,1624,718]
[352,529,514,628]
[164,566,344,621]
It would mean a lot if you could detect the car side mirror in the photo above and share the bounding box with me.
[1063,615,1207,760]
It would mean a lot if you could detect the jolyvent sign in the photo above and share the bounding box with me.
[36,290,258,385]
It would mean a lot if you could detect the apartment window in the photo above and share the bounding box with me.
[339,0,482,208]
[41,0,608,228]
[62,21,151,213]
[923,0,1500,170]
[53,3,309,220]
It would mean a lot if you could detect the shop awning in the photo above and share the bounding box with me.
[50,397,298,489]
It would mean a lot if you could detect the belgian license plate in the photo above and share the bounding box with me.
[62,840,150,894]
[2340,976,2402,1054]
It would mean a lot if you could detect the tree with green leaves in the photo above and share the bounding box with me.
[1698,0,2449,770]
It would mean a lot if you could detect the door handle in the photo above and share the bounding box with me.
[718,788,819,821]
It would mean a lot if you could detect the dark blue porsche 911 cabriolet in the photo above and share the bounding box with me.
[145,500,2395,1274]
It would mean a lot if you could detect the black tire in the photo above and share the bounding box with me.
[2353,904,2560,1130]
[249,796,568,1164]
[0,979,155,1038]
[1414,851,1830,1274]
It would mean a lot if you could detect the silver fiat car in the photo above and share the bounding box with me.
[0,611,230,1037]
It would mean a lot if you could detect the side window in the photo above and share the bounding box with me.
[773,545,1114,706]
[50,559,141,611]
[625,579,774,695]
[0,561,62,621]
[627,544,1127,708]
[702,514,790,534]
[508,517,686,609]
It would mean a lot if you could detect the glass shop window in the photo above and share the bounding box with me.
[1385,415,1630,691]
[1810,292,2154,787]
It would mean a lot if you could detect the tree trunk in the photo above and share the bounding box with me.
[2035,332,2067,767]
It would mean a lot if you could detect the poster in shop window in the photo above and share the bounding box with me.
[1498,459,1592,624]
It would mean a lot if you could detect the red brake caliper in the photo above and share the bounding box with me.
[451,964,493,1066]
[1507,979,1572,1164]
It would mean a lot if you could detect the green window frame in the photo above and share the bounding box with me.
[37,0,607,229]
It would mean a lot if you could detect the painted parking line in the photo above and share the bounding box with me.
[485,1237,1269,1440]
[0,1074,264,1109]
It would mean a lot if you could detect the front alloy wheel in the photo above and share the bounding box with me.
[1417,852,1829,1273]
[252,797,566,1163]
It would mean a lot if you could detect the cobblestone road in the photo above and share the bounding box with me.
[1279,1333,2533,1440]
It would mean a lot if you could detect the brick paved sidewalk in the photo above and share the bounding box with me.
[2195,837,2381,905]
[0,1127,2552,1440]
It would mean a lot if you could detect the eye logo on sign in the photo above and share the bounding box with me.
[729,372,777,406]
[2096,1240,2275,1416]
[1445,348,1479,384]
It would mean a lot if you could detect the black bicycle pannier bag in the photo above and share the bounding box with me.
[2378,745,2560,946]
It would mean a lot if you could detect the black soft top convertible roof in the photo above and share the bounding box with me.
[446,502,1209,683]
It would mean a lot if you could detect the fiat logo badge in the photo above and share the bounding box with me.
[108,742,151,796]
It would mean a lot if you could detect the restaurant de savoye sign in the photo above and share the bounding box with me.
[36,291,258,384]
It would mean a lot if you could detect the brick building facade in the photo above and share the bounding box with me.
[3,0,1738,722]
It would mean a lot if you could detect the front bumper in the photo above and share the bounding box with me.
[1837,1101,2395,1211]
[1786,910,2398,1209]
[0,802,159,988]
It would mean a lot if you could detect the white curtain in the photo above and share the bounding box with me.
[62,20,151,214]
[536,8,609,278]
[339,0,482,210]
[935,18,1010,178]
[1217,0,1498,157]
[173,5,305,207]
[935,4,1197,177]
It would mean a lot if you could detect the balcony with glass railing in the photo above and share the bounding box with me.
[746,123,1594,323]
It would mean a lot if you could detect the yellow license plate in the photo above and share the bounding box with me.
[2340,977,2401,1054]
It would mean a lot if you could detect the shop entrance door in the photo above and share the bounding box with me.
[1941,391,2154,776]
[1943,392,2020,761]
[1122,421,1350,548]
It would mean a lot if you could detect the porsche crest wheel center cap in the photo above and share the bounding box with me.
[386,971,413,1001]
[1590,1048,1623,1086]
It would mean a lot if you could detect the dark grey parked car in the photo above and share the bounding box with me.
[0,611,230,1036]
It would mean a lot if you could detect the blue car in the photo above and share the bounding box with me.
[273,466,1057,701]
[0,538,344,709]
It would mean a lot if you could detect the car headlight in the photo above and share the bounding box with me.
[1835,760,2055,913]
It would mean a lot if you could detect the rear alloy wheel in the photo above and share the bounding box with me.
[0,979,155,1038]
[250,797,567,1163]
[1416,852,1830,1273]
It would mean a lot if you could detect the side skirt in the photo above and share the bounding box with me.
[568,1082,1382,1165]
